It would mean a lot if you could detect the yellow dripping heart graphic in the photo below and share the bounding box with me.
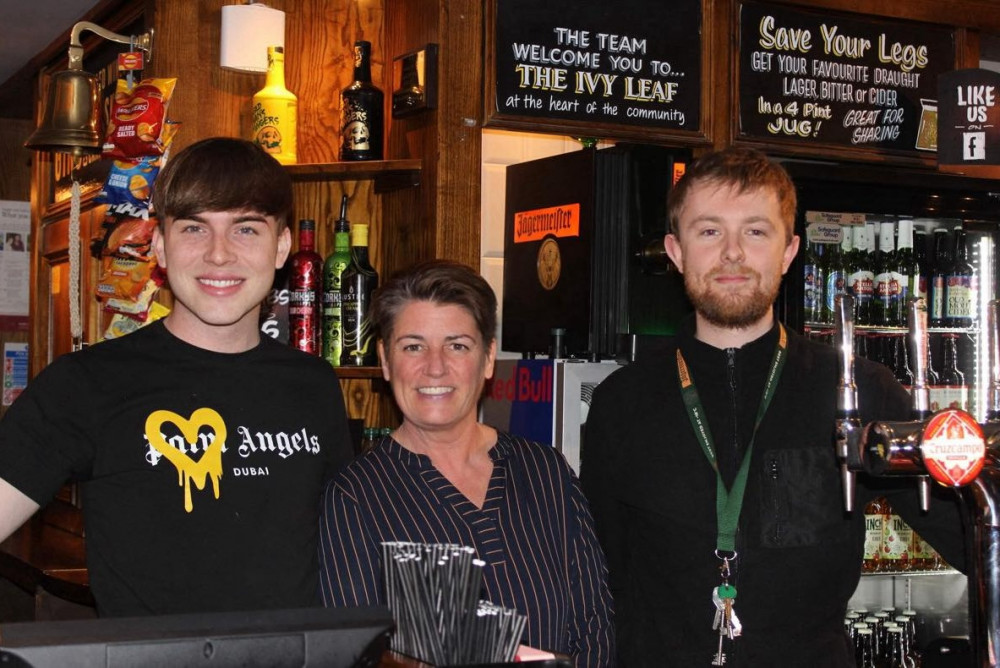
[145,408,226,513]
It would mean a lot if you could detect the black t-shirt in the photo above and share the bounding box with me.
[0,321,353,616]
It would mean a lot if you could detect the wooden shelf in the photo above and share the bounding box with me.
[334,366,384,379]
[284,160,422,193]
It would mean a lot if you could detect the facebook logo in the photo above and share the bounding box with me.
[963,131,987,160]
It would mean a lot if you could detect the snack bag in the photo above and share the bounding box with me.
[94,156,161,218]
[104,301,170,340]
[102,77,177,159]
[95,215,159,305]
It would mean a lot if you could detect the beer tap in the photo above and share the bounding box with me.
[833,293,863,512]
[836,293,1000,666]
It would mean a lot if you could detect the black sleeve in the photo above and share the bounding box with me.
[580,378,632,654]
[0,355,94,504]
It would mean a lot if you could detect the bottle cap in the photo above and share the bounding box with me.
[299,219,315,231]
[351,223,369,246]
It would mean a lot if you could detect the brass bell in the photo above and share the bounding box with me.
[24,68,102,156]
[24,21,154,156]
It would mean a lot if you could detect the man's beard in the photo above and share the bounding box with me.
[685,267,780,329]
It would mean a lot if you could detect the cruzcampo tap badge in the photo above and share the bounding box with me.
[251,45,297,164]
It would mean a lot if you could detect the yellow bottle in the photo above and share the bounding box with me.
[251,45,297,164]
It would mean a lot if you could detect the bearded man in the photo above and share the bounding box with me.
[580,147,966,667]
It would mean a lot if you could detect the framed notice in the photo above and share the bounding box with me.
[487,0,704,141]
[737,1,954,157]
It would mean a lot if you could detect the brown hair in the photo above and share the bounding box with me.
[152,137,293,229]
[667,147,797,241]
[371,260,498,348]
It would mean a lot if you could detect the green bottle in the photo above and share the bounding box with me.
[341,223,379,366]
[322,195,352,366]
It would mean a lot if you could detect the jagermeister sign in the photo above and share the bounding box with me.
[490,0,702,136]
[738,1,953,155]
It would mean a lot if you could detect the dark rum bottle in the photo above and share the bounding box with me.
[340,223,379,366]
[322,196,352,367]
[340,40,384,161]
[288,219,323,354]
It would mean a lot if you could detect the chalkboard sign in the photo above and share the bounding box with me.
[738,2,953,155]
[489,0,702,136]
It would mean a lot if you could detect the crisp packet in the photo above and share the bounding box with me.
[103,301,170,340]
[102,77,177,159]
[94,156,162,218]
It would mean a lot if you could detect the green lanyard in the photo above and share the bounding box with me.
[676,324,787,555]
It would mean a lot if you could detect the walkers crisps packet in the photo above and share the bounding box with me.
[102,78,177,159]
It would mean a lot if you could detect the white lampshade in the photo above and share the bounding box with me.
[220,3,285,73]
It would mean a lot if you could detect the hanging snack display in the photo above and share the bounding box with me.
[93,75,180,339]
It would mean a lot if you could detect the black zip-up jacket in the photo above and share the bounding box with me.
[581,317,966,667]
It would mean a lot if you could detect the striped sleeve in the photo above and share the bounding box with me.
[317,477,383,607]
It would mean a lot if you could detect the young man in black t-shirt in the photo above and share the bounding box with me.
[0,138,353,615]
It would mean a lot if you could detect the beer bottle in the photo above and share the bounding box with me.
[855,628,876,668]
[873,219,899,327]
[862,497,886,573]
[803,229,825,325]
[891,334,913,393]
[926,338,942,411]
[823,227,850,324]
[881,508,913,572]
[930,228,951,328]
[913,224,931,305]
[848,224,874,326]
[945,226,976,328]
[938,333,968,411]
[895,218,919,308]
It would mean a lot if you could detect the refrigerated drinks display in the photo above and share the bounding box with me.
[784,160,1000,666]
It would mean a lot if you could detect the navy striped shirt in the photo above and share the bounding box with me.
[318,431,615,667]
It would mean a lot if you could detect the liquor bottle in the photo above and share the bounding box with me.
[803,229,825,324]
[945,226,976,328]
[251,46,297,165]
[259,261,290,344]
[862,497,886,573]
[848,224,874,326]
[895,218,919,309]
[322,195,352,367]
[341,223,379,366]
[822,227,850,324]
[340,40,384,161]
[288,219,323,354]
[929,228,951,327]
[873,219,900,327]
[937,333,968,411]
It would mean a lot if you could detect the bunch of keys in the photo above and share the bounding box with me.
[711,558,742,665]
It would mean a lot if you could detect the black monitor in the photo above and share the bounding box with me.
[0,605,393,667]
